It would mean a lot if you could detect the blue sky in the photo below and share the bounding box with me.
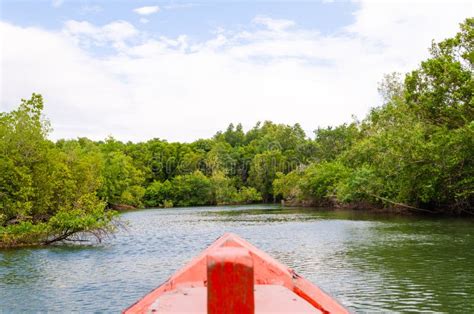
[1,1,471,142]
[2,1,357,40]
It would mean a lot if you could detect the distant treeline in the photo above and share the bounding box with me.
[1,18,472,247]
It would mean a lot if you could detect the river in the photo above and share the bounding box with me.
[1,205,473,313]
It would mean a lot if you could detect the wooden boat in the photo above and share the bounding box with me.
[124,233,349,313]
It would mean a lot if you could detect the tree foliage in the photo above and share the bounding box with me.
[0,94,116,247]
[273,19,474,213]
[1,19,473,247]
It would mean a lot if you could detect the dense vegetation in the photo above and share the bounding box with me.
[274,18,473,213]
[1,19,472,247]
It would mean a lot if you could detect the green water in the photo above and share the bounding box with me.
[1,205,473,313]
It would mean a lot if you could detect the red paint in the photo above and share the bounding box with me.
[207,247,254,314]
[123,233,349,314]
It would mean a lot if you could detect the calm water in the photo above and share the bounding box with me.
[1,205,474,313]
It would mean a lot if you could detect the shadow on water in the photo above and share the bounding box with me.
[207,206,429,223]
[343,219,474,313]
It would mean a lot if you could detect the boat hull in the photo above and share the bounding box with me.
[124,233,348,313]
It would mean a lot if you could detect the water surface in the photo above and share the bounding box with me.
[1,205,473,313]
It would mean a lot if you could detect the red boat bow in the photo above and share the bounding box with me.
[124,233,349,313]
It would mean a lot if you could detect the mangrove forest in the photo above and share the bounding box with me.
[0,18,473,248]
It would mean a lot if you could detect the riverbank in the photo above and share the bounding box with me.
[116,199,468,217]
[280,198,472,216]
[3,199,470,249]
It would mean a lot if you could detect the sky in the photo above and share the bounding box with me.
[0,0,472,142]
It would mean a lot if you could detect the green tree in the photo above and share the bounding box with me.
[99,151,145,207]
[248,150,287,202]
[236,186,262,204]
[172,171,212,206]
[273,170,304,202]
[300,161,351,204]
[0,94,116,247]
[210,171,238,205]
[405,18,473,128]
[313,123,360,162]
[143,180,173,207]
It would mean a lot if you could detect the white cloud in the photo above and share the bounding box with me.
[253,15,296,31]
[52,0,64,8]
[1,1,472,142]
[133,6,160,15]
[163,3,195,10]
[80,5,102,15]
[0,22,132,139]
[63,20,138,49]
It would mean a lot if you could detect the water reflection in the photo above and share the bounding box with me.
[344,219,474,313]
[1,205,473,313]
